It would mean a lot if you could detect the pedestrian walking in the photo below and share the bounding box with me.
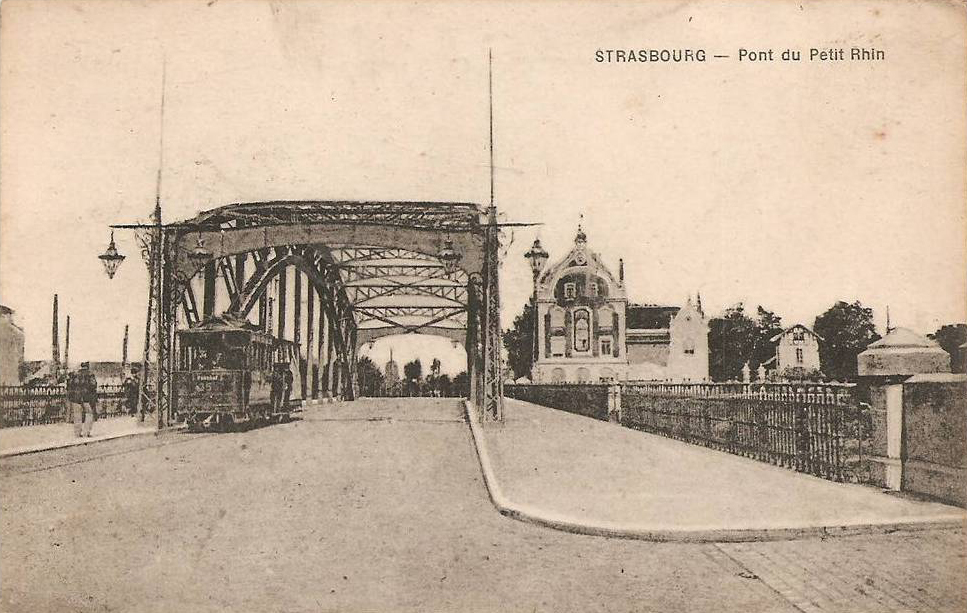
[122,366,140,417]
[67,362,98,437]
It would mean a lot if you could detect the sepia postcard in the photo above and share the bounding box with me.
[1,0,965,611]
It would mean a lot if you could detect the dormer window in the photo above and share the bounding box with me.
[792,329,805,343]
[588,282,598,297]
[564,283,576,299]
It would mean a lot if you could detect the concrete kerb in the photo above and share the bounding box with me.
[463,401,966,543]
[0,423,187,459]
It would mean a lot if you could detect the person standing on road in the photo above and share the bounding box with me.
[270,364,284,412]
[122,366,140,417]
[67,362,98,437]
[282,365,294,409]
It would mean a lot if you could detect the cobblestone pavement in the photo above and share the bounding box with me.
[2,398,964,613]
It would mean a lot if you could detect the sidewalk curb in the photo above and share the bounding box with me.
[1,423,187,459]
[463,401,966,543]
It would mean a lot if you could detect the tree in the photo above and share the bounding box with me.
[403,358,422,381]
[436,373,452,396]
[356,356,385,397]
[708,303,756,381]
[452,371,470,398]
[929,323,967,373]
[503,297,536,381]
[403,359,423,396]
[750,306,784,373]
[813,301,880,381]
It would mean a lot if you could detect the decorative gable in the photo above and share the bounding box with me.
[537,226,624,301]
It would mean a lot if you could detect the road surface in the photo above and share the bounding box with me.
[2,398,964,612]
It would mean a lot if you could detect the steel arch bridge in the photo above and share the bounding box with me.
[128,200,505,426]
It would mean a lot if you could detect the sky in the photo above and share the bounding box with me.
[1,0,965,373]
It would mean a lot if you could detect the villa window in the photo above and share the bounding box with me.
[793,329,805,343]
[600,338,612,356]
[564,283,576,299]
[796,348,804,363]
[574,309,590,352]
[684,339,695,355]
[588,282,598,297]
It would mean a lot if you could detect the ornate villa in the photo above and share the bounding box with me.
[531,227,709,383]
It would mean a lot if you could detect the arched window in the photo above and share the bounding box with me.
[684,338,695,355]
[574,309,590,352]
[576,367,591,383]
[551,368,566,383]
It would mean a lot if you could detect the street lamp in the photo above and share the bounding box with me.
[98,231,126,279]
[437,237,462,276]
[524,238,549,380]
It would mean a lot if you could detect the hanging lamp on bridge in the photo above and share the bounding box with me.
[98,230,126,279]
[437,237,462,276]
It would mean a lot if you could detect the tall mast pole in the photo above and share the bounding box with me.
[139,55,167,427]
[488,49,494,210]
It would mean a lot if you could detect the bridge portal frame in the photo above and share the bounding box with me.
[119,200,504,428]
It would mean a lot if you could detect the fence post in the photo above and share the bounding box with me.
[607,382,622,423]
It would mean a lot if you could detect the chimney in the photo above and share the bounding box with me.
[51,294,60,370]
[64,315,71,372]
[618,258,625,285]
[122,324,129,372]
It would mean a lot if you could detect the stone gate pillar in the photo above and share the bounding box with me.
[858,327,957,496]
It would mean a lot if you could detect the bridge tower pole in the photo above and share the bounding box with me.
[306,279,316,399]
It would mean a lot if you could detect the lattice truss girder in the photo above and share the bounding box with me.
[333,245,469,336]
[175,251,469,339]
[137,200,503,422]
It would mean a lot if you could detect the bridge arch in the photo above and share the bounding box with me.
[140,201,504,424]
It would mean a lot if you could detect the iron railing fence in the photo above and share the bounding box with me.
[620,382,868,482]
[0,384,149,428]
[505,381,872,484]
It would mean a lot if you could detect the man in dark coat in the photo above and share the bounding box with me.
[122,366,140,417]
[282,366,294,409]
[67,362,98,437]
[269,364,284,412]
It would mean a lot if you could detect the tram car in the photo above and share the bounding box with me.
[172,315,303,430]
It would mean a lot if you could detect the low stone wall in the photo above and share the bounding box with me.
[901,375,967,506]
[504,383,611,421]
